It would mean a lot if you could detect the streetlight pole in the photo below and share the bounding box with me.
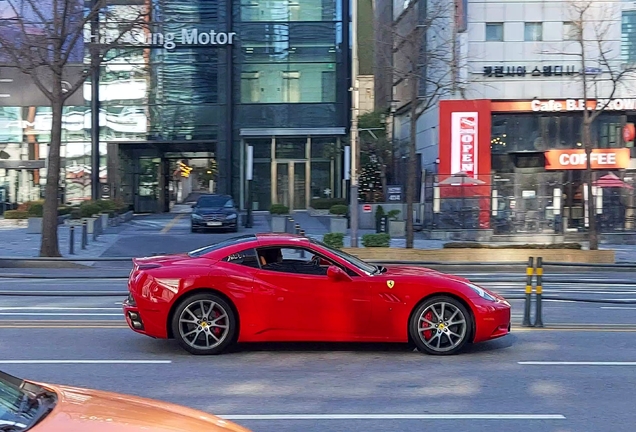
[90,0,100,201]
[349,0,360,247]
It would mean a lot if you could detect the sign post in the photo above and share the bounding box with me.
[245,145,253,228]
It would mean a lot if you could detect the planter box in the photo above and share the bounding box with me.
[388,220,405,237]
[82,217,97,234]
[26,217,42,234]
[99,213,109,229]
[271,215,287,233]
[340,248,616,264]
[330,217,348,234]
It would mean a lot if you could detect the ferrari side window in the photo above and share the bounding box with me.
[222,248,260,268]
[257,246,333,276]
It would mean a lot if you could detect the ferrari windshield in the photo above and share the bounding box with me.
[310,238,378,275]
[196,195,232,208]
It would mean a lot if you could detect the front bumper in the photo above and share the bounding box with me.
[472,298,512,343]
[191,218,237,229]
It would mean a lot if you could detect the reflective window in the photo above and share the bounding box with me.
[485,23,503,41]
[622,11,636,64]
[239,23,338,64]
[239,0,338,22]
[240,63,337,103]
[524,22,542,41]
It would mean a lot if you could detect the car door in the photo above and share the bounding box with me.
[252,245,372,341]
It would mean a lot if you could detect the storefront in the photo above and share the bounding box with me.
[435,99,636,234]
[0,0,350,213]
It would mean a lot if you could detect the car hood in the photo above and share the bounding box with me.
[30,383,250,432]
[382,265,470,283]
[194,207,235,215]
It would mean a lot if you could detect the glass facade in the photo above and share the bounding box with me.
[0,0,349,212]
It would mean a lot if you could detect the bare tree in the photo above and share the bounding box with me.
[378,0,464,248]
[554,0,636,249]
[0,0,148,256]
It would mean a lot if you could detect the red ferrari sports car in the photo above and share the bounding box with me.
[123,233,511,356]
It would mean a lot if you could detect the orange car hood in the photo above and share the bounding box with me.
[28,382,250,432]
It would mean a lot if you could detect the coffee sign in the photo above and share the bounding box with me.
[544,149,630,170]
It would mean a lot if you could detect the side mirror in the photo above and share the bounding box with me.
[327,265,352,282]
[191,203,196,208]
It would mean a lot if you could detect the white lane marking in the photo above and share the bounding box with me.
[600,307,636,310]
[0,307,121,310]
[220,414,566,420]
[0,313,122,316]
[0,360,171,364]
[519,361,636,366]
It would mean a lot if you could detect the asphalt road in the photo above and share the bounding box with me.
[1,326,635,431]
[2,214,636,431]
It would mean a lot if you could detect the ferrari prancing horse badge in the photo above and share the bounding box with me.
[387,280,395,289]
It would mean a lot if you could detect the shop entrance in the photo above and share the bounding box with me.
[274,161,307,210]
[116,142,219,213]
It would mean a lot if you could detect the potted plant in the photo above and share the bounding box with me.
[387,209,405,237]
[329,204,348,234]
[25,200,44,234]
[269,204,289,232]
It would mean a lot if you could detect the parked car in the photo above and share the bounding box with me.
[0,369,250,431]
[190,194,239,233]
[123,233,512,356]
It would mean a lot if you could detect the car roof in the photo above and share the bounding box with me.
[255,233,311,245]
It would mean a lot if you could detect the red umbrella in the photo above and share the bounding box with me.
[593,172,633,189]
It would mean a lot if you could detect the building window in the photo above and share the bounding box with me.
[241,72,261,103]
[485,23,503,41]
[240,0,337,22]
[563,21,578,41]
[622,11,636,64]
[240,63,337,103]
[524,22,543,41]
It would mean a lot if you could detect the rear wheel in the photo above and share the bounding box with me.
[171,292,237,355]
[409,295,472,355]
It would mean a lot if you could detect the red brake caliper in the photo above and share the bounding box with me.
[211,310,222,336]
[422,312,433,339]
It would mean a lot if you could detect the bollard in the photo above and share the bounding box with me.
[534,257,544,327]
[295,223,300,235]
[69,226,75,255]
[81,221,87,249]
[522,256,535,327]
[92,222,98,241]
[299,229,305,236]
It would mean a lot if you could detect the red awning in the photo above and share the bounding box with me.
[593,172,634,189]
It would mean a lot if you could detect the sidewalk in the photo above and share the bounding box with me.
[0,222,120,259]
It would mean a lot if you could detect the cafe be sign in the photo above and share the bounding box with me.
[532,99,636,112]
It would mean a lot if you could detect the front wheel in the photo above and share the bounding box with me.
[409,295,472,355]
[171,292,237,355]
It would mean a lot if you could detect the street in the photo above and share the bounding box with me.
[0,325,635,431]
[1,213,636,432]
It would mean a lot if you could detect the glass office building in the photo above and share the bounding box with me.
[0,0,350,212]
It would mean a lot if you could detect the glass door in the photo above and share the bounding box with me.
[274,161,307,210]
[293,161,306,210]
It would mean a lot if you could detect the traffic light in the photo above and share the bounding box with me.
[178,161,193,178]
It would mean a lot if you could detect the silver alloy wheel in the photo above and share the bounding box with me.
[417,301,467,353]
[178,300,230,350]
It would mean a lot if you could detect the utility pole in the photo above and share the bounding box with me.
[90,0,100,201]
[349,0,360,247]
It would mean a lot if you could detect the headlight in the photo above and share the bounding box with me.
[191,213,202,220]
[466,283,497,302]
[226,213,237,220]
